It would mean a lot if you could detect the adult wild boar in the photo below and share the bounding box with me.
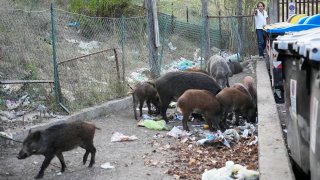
[155,71,221,122]
[216,87,256,126]
[177,89,222,131]
[129,81,160,120]
[206,54,232,88]
[17,121,99,179]
[228,61,243,75]
[242,76,257,108]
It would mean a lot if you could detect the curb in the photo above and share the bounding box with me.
[256,61,295,180]
[9,96,132,142]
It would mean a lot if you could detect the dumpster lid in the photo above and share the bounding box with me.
[272,28,320,51]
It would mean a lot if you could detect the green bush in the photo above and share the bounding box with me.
[68,0,142,17]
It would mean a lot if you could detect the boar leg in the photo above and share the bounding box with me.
[160,97,171,122]
[133,95,138,120]
[88,145,96,167]
[139,98,145,118]
[81,143,96,167]
[182,111,190,131]
[83,150,90,165]
[36,154,55,179]
[226,76,230,87]
[56,152,66,172]
[146,99,152,114]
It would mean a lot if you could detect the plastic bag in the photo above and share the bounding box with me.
[143,120,168,130]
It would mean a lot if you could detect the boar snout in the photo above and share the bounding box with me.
[17,151,28,159]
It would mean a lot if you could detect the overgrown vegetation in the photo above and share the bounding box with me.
[68,0,144,17]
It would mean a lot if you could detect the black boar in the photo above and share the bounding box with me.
[216,87,256,125]
[206,54,232,88]
[17,121,99,179]
[177,89,222,131]
[129,81,160,120]
[155,71,221,122]
[228,61,243,75]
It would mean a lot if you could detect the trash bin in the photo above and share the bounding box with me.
[264,14,320,103]
[273,27,320,180]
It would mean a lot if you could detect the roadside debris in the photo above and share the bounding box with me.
[101,162,115,169]
[202,161,259,180]
[111,132,138,142]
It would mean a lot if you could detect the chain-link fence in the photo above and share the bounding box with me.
[1,1,258,132]
[209,15,257,57]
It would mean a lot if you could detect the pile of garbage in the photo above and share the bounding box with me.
[138,110,259,180]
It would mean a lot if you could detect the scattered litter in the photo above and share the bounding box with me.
[57,172,62,176]
[247,136,258,146]
[111,132,138,142]
[167,126,191,140]
[283,129,287,133]
[68,21,80,27]
[137,119,145,127]
[101,162,115,169]
[223,129,240,144]
[169,102,177,108]
[143,120,168,131]
[168,42,177,51]
[202,161,259,180]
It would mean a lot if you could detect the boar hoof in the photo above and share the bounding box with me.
[34,174,43,179]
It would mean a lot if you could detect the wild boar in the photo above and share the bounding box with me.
[206,54,232,88]
[242,76,257,108]
[177,89,222,131]
[17,121,99,179]
[129,81,160,120]
[185,67,210,75]
[216,87,256,126]
[228,61,243,75]
[155,71,221,122]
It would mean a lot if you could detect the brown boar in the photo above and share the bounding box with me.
[177,89,222,131]
[185,67,210,75]
[216,87,256,125]
[129,81,160,120]
[242,76,257,108]
[155,71,221,122]
[17,121,99,179]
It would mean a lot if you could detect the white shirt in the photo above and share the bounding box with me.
[255,10,268,29]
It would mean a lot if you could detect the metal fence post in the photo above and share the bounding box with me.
[50,2,61,105]
[120,15,126,82]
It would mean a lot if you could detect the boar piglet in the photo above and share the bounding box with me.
[206,54,233,89]
[216,87,256,126]
[155,71,221,122]
[17,121,100,179]
[129,81,160,120]
[177,89,222,131]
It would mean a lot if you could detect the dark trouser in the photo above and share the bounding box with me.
[256,29,265,57]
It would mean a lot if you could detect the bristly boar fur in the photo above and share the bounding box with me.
[155,71,221,122]
[17,121,100,179]
[129,81,160,120]
[216,87,256,126]
[206,54,233,89]
[177,89,222,131]
[242,76,257,108]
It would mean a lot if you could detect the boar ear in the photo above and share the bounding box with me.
[32,131,42,141]
[146,81,155,88]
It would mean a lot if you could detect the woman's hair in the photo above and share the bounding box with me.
[257,2,265,8]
